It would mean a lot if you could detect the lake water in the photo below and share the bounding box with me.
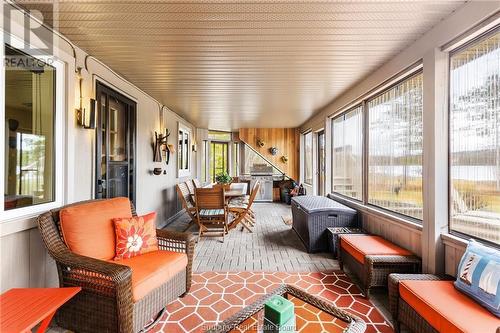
[370,165,499,182]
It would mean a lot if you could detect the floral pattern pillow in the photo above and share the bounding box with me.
[113,212,159,260]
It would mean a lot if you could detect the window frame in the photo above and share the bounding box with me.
[177,122,191,178]
[330,105,364,202]
[303,130,313,185]
[0,41,65,222]
[326,65,424,224]
[365,70,424,222]
[447,26,500,246]
[200,140,209,183]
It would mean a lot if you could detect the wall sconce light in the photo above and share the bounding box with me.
[75,68,96,129]
[192,143,197,152]
[76,98,96,129]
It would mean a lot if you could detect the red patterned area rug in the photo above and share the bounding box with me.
[150,271,393,333]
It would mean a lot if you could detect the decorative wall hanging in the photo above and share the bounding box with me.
[269,147,278,156]
[153,129,170,163]
[281,155,289,163]
[257,139,265,147]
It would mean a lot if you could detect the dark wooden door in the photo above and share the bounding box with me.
[95,82,136,204]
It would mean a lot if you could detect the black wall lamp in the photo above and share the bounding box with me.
[76,68,96,129]
[77,99,96,129]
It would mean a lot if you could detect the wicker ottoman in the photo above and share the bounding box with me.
[291,196,358,253]
[338,234,421,297]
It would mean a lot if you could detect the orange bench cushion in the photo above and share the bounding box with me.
[400,280,499,333]
[114,250,188,302]
[340,235,412,263]
[60,197,132,260]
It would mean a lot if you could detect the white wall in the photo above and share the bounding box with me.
[299,2,500,274]
[0,4,196,292]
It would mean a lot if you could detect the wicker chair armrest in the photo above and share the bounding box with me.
[156,229,195,252]
[387,274,444,322]
[51,248,134,315]
[55,250,131,280]
[156,229,195,292]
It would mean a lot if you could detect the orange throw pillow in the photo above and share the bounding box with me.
[113,212,159,260]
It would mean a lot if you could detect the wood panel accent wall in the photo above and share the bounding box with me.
[239,128,300,181]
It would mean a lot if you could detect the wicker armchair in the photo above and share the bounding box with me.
[37,199,195,333]
[388,274,452,333]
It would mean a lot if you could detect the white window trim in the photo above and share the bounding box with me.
[0,37,66,224]
[302,130,313,186]
[177,122,191,178]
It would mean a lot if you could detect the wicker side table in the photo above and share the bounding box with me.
[327,227,365,258]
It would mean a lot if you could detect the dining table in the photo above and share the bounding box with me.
[223,183,248,199]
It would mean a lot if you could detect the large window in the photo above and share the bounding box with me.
[449,30,500,245]
[332,106,363,200]
[304,131,313,184]
[368,72,424,220]
[3,45,56,211]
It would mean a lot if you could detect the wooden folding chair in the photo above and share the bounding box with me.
[195,187,228,242]
[228,181,260,232]
[186,179,196,196]
[192,178,201,189]
[176,182,197,231]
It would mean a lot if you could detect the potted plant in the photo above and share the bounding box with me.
[215,171,233,190]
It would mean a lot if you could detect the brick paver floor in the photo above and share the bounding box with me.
[164,202,339,272]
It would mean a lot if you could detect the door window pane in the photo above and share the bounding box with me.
[332,106,363,200]
[368,72,423,220]
[304,132,313,184]
[210,142,229,182]
[4,45,56,210]
[450,30,500,244]
[108,99,127,162]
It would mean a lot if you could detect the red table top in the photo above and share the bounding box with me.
[0,287,81,333]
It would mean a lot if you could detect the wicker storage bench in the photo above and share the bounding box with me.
[291,196,358,253]
[338,234,421,296]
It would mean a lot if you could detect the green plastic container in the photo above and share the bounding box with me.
[264,295,294,326]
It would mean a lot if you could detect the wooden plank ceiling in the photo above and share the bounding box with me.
[19,1,466,130]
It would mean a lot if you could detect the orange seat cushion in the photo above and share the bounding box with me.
[60,197,132,260]
[114,250,188,302]
[400,280,499,333]
[340,235,412,263]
